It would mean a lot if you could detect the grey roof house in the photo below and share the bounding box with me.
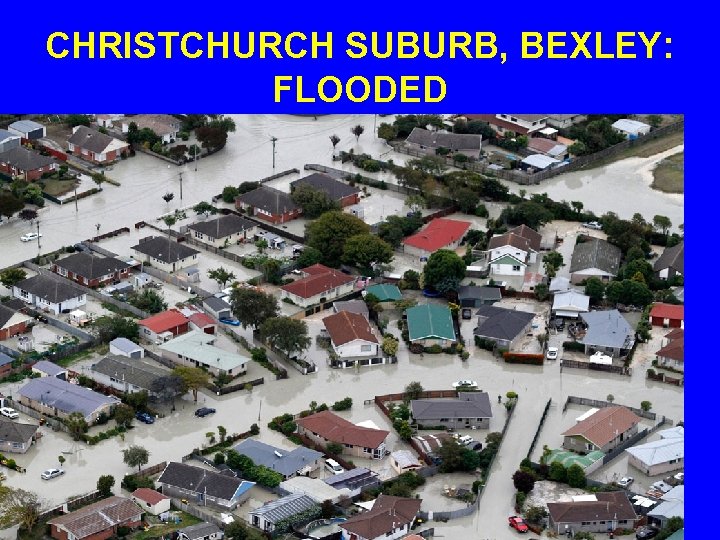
[177,522,223,540]
[570,238,622,284]
[248,493,318,534]
[203,296,232,320]
[13,274,87,315]
[333,300,370,319]
[580,310,635,357]
[91,355,170,395]
[235,185,301,224]
[406,127,482,158]
[52,252,130,287]
[0,417,40,454]
[473,305,535,350]
[31,360,67,380]
[233,438,323,479]
[0,147,56,180]
[457,285,502,307]
[654,241,683,280]
[552,291,590,318]
[187,214,257,248]
[647,485,684,529]
[8,119,46,139]
[131,236,200,273]
[290,173,360,206]
[411,391,493,430]
[323,467,380,497]
[109,337,145,358]
[157,462,255,510]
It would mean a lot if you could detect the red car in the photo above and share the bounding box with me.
[509,516,529,533]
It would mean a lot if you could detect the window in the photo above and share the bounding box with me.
[194,231,204,239]
[57,267,68,277]
[512,265,521,272]
[510,117,517,122]
[361,344,372,352]
[440,418,449,422]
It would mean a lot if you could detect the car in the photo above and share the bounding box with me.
[452,380,478,389]
[582,221,603,230]
[617,476,634,488]
[41,468,65,480]
[672,472,684,483]
[508,516,529,533]
[136,412,155,424]
[195,407,216,418]
[546,347,559,360]
[461,308,473,320]
[456,435,475,446]
[219,318,241,326]
[0,407,19,419]
[635,526,659,539]
[20,232,42,242]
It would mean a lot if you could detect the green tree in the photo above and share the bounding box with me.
[641,400,652,412]
[452,187,480,214]
[306,211,370,266]
[64,114,92,127]
[222,185,240,203]
[0,488,43,531]
[296,246,323,267]
[291,184,340,218]
[124,390,149,411]
[196,125,228,151]
[512,469,536,494]
[404,381,424,403]
[229,288,279,329]
[548,461,567,482]
[423,249,466,291]
[128,289,167,314]
[149,375,186,406]
[0,268,27,288]
[499,201,554,230]
[584,277,605,304]
[122,445,150,472]
[329,134,341,151]
[377,123,398,142]
[193,201,217,216]
[218,425,227,443]
[208,267,236,289]
[570,201,584,216]
[653,214,672,237]
[91,315,139,343]
[224,521,250,540]
[542,251,564,278]
[207,114,236,133]
[173,366,210,402]
[351,124,364,141]
[260,317,311,358]
[381,335,399,356]
[65,412,88,441]
[646,114,663,129]
[342,234,394,272]
[97,475,115,497]
[566,464,586,488]
[534,283,549,301]
[113,404,135,428]
[19,208,38,222]
[0,193,24,219]
[326,442,343,455]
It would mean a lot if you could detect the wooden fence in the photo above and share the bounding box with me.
[136,461,168,477]
[526,398,552,459]
[563,395,661,421]
[37,490,103,523]
[560,358,631,376]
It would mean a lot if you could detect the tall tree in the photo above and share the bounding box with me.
[97,475,116,497]
[0,488,44,531]
[173,366,209,402]
[65,412,88,441]
[0,193,24,219]
[542,252,564,278]
[229,288,279,329]
[377,123,398,142]
[342,234,394,272]
[291,184,340,218]
[150,375,187,406]
[0,268,27,288]
[329,134,340,151]
[404,381,424,402]
[113,404,135,428]
[122,445,150,472]
[653,215,672,237]
[306,211,370,266]
[296,246,323,267]
[91,315,139,343]
[196,125,228,151]
[423,249,466,291]
[193,201,217,216]
[260,317,311,358]
[18,208,38,222]
[351,124,365,141]
[584,277,605,304]
[208,267,236,289]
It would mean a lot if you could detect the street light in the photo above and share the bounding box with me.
[270,136,278,169]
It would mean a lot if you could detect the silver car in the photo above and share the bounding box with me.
[41,468,65,480]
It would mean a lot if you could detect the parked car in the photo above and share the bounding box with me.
[195,407,216,418]
[20,232,42,242]
[582,221,603,230]
[508,516,529,533]
[636,526,659,539]
[136,412,155,424]
[461,308,473,320]
[452,380,478,389]
[41,468,65,480]
[0,407,19,420]
[672,472,684,483]
[456,435,475,446]
[546,347,559,360]
[219,318,241,326]
[617,476,634,488]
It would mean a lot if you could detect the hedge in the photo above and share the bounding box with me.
[563,341,585,352]
[503,353,544,365]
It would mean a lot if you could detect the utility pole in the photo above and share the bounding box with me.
[258,399,262,422]
[270,136,278,169]
[374,114,377,137]
[179,172,183,201]
[194,145,198,172]
[74,184,78,212]
[36,220,41,254]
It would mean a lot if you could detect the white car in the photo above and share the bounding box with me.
[457,435,475,446]
[20,232,42,242]
[617,476,634,488]
[0,407,19,419]
[546,347,559,360]
[452,380,478,389]
[41,468,65,480]
[582,221,602,230]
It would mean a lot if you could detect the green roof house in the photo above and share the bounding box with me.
[365,284,402,302]
[406,304,456,346]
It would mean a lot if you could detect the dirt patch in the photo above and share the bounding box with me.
[651,152,684,194]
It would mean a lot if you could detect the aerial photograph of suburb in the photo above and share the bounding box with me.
[0,114,683,540]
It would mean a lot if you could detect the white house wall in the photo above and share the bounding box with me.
[490,262,525,276]
[334,339,379,358]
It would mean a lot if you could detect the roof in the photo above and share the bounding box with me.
[8,120,45,133]
[0,303,31,329]
[333,300,370,317]
[15,274,85,304]
[189,312,215,328]
[139,310,189,334]
[391,450,421,469]
[487,232,532,252]
[571,238,622,275]
[0,352,13,367]
[403,218,471,252]
[522,154,561,169]
[291,173,360,201]
[279,475,350,503]
[650,303,684,321]
[656,334,684,362]
[249,493,317,523]
[654,241,684,275]
[123,115,180,136]
[549,276,571,293]
[2,297,27,311]
[612,119,650,132]
[411,392,493,421]
[132,488,169,506]
[0,417,38,444]
[132,236,199,264]
[457,286,502,303]
[341,495,422,538]
[109,337,143,354]
[92,355,169,391]
[580,310,634,350]
[507,224,543,251]
[19,377,119,419]
[547,492,637,525]
[233,438,322,477]
[323,311,378,346]
[281,264,355,299]
[406,304,456,342]
[187,214,256,239]
[0,129,19,141]
[660,426,684,439]
[48,496,142,539]
[324,467,379,490]
[68,125,124,154]
[237,185,299,215]
[527,137,567,156]
[203,296,231,312]
[365,284,402,302]
[552,291,590,312]
[562,406,641,447]
[666,530,684,540]
[0,146,55,171]
[626,435,684,467]
[473,305,535,341]
[648,485,684,521]
[406,127,482,150]
[160,331,248,371]
[462,114,534,135]
[31,360,67,377]
[158,462,255,501]
[297,410,389,449]
[178,522,222,540]
[55,253,130,280]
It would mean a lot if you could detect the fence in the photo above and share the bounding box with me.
[305,163,421,197]
[5,397,68,432]
[170,498,224,527]
[207,377,265,395]
[526,398,552,459]
[136,461,168,477]
[560,358,630,376]
[419,500,478,522]
[37,490,103,523]
[562,396,660,421]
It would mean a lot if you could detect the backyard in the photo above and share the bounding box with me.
[651,151,684,194]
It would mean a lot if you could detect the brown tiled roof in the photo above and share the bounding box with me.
[507,224,542,251]
[323,311,378,346]
[665,328,684,340]
[48,496,142,539]
[297,410,388,449]
[341,495,422,538]
[548,492,637,525]
[487,232,531,252]
[132,488,169,506]
[562,406,641,448]
[656,336,684,362]
[281,264,355,299]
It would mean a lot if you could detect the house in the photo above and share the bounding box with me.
[280,264,356,308]
[18,376,120,423]
[290,173,361,207]
[0,304,32,340]
[91,355,170,395]
[187,214,257,248]
[402,218,471,259]
[552,291,590,318]
[203,296,233,320]
[48,496,143,540]
[406,304,456,347]
[157,462,255,510]
[649,303,684,328]
[654,241,683,280]
[0,129,22,153]
[280,475,352,504]
[545,114,588,129]
[521,154,562,170]
[463,114,548,135]
[457,286,502,308]
[612,119,651,138]
[109,337,145,359]
[390,450,422,474]
[647,485,684,529]
[562,406,641,454]
[0,353,13,378]
[177,523,224,540]
[411,391,493,430]
[188,312,217,335]
[236,185,301,224]
[487,224,542,271]
[626,426,684,476]
[67,125,130,164]
[31,360,67,380]
[570,238,622,284]
[324,467,380,497]
[248,493,318,534]
[579,310,635,357]
[131,488,171,516]
[159,331,248,377]
[121,115,181,144]
[473,305,535,350]
[53,253,131,287]
[405,127,482,158]
[253,230,285,250]
[364,283,402,302]
[547,492,638,536]
[0,147,56,181]
[8,119,46,140]
[0,417,39,454]
[323,311,379,359]
[139,310,190,344]
[296,410,389,459]
[233,438,323,479]
[528,137,568,159]
[655,328,683,372]
[333,300,370,319]
[340,495,422,540]
[13,274,87,315]
[549,276,571,293]
[95,114,123,128]
[131,236,200,273]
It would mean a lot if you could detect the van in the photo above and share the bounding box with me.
[325,459,345,475]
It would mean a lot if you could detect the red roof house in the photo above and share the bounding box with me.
[296,410,389,459]
[402,218,471,258]
[139,310,189,343]
[131,488,171,515]
[649,303,684,328]
[188,312,216,335]
[280,264,356,308]
[48,496,142,540]
[340,495,422,540]
[562,406,641,453]
[655,328,684,372]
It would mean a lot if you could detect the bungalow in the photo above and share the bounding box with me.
[91,355,170,395]
[547,492,638,536]
[647,485,684,529]
[405,127,482,158]
[53,253,130,288]
[656,328,683,372]
[67,125,130,164]
[411,391,493,430]
[324,467,380,498]
[463,114,548,135]
[290,173,361,208]
[562,406,641,454]
[280,476,352,504]
[0,304,31,340]
[0,129,22,153]
[545,114,588,129]
[654,241,683,280]
[121,115,181,144]
[203,296,232,321]
[31,360,67,380]
[159,331,248,377]
[248,493,318,534]
[650,303,684,328]
[528,137,568,159]
[406,304,456,347]
[402,218,471,259]
[487,234,534,277]
[131,488,171,516]
[48,496,143,540]
[0,147,56,181]
[473,305,535,350]
[139,310,190,344]
[570,238,622,284]
[552,291,590,319]
[364,283,402,303]
[109,337,145,358]
[612,119,651,138]
[8,119,46,140]
[233,438,323,479]
[390,450,422,474]
[580,310,635,357]
[0,418,39,454]
[457,285,501,308]
[296,410,389,459]
[188,312,216,335]
[333,300,370,319]
[626,426,684,477]
[177,523,223,540]
[131,236,200,273]
[323,310,379,359]
[18,376,120,423]
[0,353,13,378]
[157,462,255,510]
[236,185,301,224]
[340,495,422,540]
[280,264,356,308]
[13,274,87,315]
[187,214,257,248]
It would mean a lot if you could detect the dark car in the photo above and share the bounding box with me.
[195,407,216,418]
[136,412,155,424]
[636,526,660,540]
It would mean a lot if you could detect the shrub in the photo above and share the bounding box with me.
[503,353,544,365]
[214,452,226,465]
[326,442,343,455]
[425,344,443,354]
[563,341,585,352]
[331,397,353,411]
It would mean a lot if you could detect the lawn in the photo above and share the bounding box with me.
[584,129,684,170]
[40,177,78,197]
[651,152,684,194]
[132,511,202,540]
